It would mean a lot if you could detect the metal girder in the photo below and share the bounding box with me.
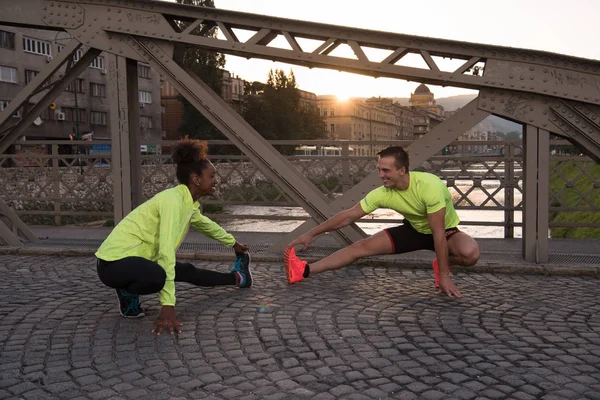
[522,125,549,263]
[272,98,490,250]
[119,35,365,245]
[478,89,600,162]
[0,198,38,246]
[0,40,96,154]
[109,55,143,223]
[1,0,599,106]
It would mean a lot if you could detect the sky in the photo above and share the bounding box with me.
[169,0,600,100]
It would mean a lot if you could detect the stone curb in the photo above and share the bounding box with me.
[1,246,599,278]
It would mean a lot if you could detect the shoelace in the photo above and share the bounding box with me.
[121,291,141,316]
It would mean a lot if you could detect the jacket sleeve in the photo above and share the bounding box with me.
[190,208,236,247]
[156,195,179,306]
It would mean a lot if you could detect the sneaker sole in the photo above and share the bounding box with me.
[246,252,253,288]
[115,291,145,318]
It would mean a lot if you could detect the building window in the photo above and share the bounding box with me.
[139,90,152,104]
[323,108,328,117]
[23,36,51,56]
[65,78,85,93]
[90,111,107,126]
[62,107,87,122]
[73,49,83,62]
[330,124,335,133]
[90,82,106,97]
[140,116,153,129]
[0,66,18,83]
[0,100,21,118]
[0,31,15,49]
[90,56,104,70]
[138,64,150,78]
[330,108,335,116]
[25,70,38,84]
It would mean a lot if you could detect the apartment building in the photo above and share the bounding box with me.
[0,26,162,148]
[161,69,246,141]
[317,96,397,156]
[365,97,414,140]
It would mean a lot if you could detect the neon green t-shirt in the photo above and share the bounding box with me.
[359,171,460,234]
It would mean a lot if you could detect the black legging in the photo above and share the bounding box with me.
[96,256,236,295]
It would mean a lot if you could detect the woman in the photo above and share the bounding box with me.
[95,138,251,335]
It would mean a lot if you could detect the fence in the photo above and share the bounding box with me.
[0,139,598,238]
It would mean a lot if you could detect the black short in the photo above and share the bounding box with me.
[385,221,460,254]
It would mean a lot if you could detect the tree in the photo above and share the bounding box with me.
[176,0,227,141]
[242,69,326,152]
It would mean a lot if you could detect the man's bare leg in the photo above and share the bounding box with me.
[310,230,393,274]
[285,231,393,283]
[447,232,480,267]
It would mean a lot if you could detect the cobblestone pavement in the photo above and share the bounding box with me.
[1,255,599,400]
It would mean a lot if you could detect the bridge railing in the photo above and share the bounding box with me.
[0,139,597,238]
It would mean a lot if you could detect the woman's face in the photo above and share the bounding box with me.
[193,163,217,196]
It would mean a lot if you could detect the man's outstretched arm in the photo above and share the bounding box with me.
[287,203,367,251]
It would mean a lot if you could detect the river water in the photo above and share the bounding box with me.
[217,185,523,238]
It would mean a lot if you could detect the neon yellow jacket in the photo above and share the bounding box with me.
[95,184,236,306]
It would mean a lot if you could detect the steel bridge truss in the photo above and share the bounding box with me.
[1,0,600,261]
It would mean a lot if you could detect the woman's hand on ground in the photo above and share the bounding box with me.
[152,306,182,335]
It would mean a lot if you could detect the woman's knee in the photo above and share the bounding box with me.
[147,267,167,292]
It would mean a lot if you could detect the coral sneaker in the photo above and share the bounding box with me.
[284,247,307,284]
[432,258,440,288]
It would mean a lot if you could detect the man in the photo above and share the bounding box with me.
[284,146,479,297]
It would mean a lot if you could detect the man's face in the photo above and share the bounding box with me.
[377,156,405,189]
[195,163,217,196]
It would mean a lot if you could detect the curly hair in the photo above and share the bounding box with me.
[172,137,211,185]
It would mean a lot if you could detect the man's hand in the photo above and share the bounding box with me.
[152,306,182,335]
[438,275,462,298]
[233,242,249,253]
[287,233,313,252]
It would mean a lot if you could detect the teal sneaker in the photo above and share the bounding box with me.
[232,252,252,288]
[116,289,145,318]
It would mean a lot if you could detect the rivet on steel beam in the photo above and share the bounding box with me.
[57,3,61,7]
[108,16,111,20]
[491,106,495,110]
[520,76,524,80]
[50,10,54,15]
[482,103,487,107]
[48,19,53,23]
[509,74,514,79]
[529,67,534,71]
[50,2,54,6]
